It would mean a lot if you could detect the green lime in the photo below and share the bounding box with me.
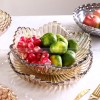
[62,50,76,66]
[50,41,67,54]
[50,55,62,67]
[68,39,78,53]
[56,34,68,45]
[41,33,57,46]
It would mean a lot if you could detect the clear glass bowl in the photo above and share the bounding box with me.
[8,21,92,85]
[73,3,100,36]
[0,9,11,36]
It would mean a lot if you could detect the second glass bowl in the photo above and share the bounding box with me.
[73,3,100,36]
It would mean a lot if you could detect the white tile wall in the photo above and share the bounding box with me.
[0,0,100,15]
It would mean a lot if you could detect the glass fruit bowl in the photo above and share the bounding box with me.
[73,3,100,36]
[0,9,11,36]
[8,21,92,85]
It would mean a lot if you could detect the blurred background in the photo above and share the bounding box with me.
[0,0,100,16]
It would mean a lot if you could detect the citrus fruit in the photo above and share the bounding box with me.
[62,50,76,66]
[56,34,68,45]
[41,33,57,46]
[50,55,62,67]
[50,41,67,54]
[68,39,78,53]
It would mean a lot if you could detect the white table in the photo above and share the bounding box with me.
[0,16,100,100]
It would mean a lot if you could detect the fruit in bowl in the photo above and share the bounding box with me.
[82,8,100,28]
[68,39,78,53]
[62,50,76,66]
[73,3,100,36]
[41,32,57,46]
[9,22,92,85]
[15,32,79,67]
[83,14,100,28]
[50,41,67,54]
[93,9,100,18]
[50,55,62,66]
[16,35,51,64]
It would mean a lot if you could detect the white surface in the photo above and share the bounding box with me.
[0,16,100,100]
[0,0,100,15]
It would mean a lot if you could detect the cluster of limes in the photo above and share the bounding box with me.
[41,33,78,67]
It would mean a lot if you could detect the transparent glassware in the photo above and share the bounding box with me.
[0,9,11,36]
[73,3,100,36]
[9,21,92,85]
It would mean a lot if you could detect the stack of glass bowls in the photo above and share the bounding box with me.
[8,21,93,86]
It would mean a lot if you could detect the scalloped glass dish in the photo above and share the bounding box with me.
[73,3,100,36]
[0,9,11,36]
[8,21,92,85]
